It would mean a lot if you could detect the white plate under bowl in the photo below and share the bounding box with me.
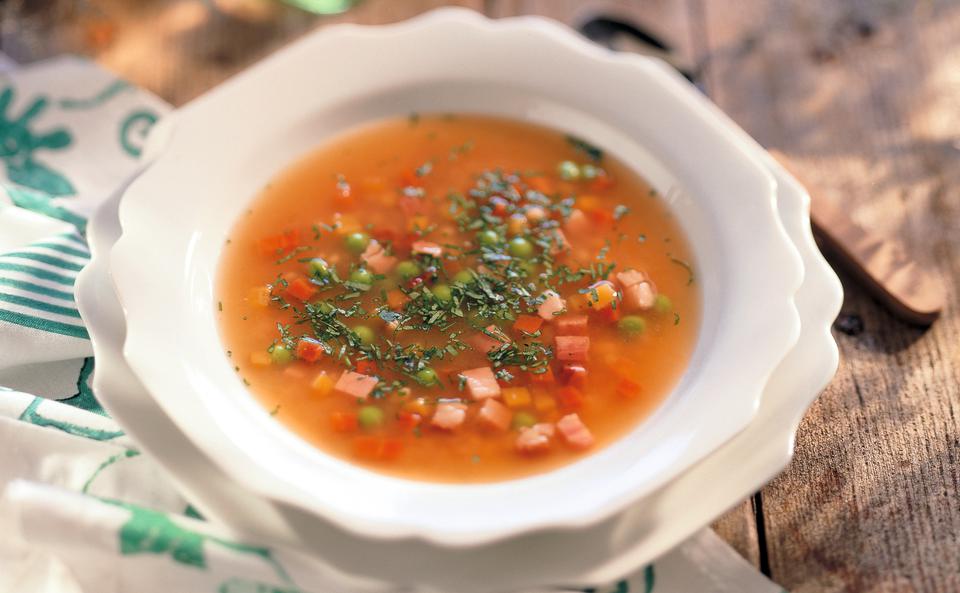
[76,117,839,593]
[108,8,803,547]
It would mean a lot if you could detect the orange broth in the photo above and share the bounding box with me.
[217,114,700,482]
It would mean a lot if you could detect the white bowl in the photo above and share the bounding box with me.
[79,138,839,593]
[110,8,803,546]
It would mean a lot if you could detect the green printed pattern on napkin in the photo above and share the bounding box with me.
[0,59,164,342]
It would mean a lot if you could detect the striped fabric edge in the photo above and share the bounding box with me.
[0,230,90,340]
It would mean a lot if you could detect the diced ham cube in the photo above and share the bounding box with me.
[460,367,501,400]
[334,371,379,400]
[477,399,512,431]
[564,209,591,235]
[431,402,467,430]
[555,335,590,362]
[515,423,555,454]
[411,241,443,257]
[557,413,595,450]
[555,314,588,336]
[537,291,567,320]
[615,269,649,288]
[469,324,510,353]
[361,240,398,274]
[622,281,657,310]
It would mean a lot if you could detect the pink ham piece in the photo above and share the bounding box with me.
[431,402,467,430]
[334,371,378,400]
[615,269,657,310]
[460,366,501,400]
[411,241,443,257]
[555,335,590,362]
[477,399,512,432]
[555,314,588,336]
[564,209,591,235]
[515,423,555,454]
[537,291,567,321]
[469,324,510,353]
[557,413,595,450]
[361,240,397,274]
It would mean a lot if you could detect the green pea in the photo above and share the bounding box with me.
[307,257,331,278]
[512,411,537,430]
[508,237,534,259]
[269,345,293,365]
[617,315,647,337]
[415,367,438,386]
[581,164,600,180]
[432,283,452,303]
[477,229,500,246]
[396,260,421,281]
[353,325,375,345]
[344,232,370,254]
[654,294,673,314]
[453,270,474,285]
[349,268,373,285]
[358,405,384,429]
[557,160,580,181]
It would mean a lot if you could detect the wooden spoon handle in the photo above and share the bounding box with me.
[771,150,945,326]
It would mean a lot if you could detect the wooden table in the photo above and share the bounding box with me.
[5,1,958,591]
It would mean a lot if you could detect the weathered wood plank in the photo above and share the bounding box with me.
[694,0,960,591]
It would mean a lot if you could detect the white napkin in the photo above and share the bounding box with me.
[0,55,786,593]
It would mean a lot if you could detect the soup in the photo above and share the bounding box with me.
[217,114,699,482]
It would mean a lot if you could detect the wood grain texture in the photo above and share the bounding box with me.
[692,0,960,591]
[3,1,959,591]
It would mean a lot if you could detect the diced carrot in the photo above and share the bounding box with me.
[513,314,544,335]
[353,436,403,461]
[616,377,643,399]
[502,387,532,409]
[397,411,422,431]
[411,240,443,257]
[555,386,584,411]
[330,411,358,433]
[532,390,558,414]
[386,289,410,309]
[515,423,555,454]
[460,367,501,400]
[404,397,434,417]
[489,196,508,216]
[355,359,377,376]
[284,276,316,302]
[555,315,588,336]
[560,363,588,388]
[583,280,619,310]
[334,371,379,400]
[431,402,467,430]
[537,291,567,320]
[296,338,324,362]
[311,372,334,397]
[527,366,555,385]
[555,335,590,362]
[248,286,270,307]
[477,399,512,431]
[557,413,594,450]
[249,351,271,367]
